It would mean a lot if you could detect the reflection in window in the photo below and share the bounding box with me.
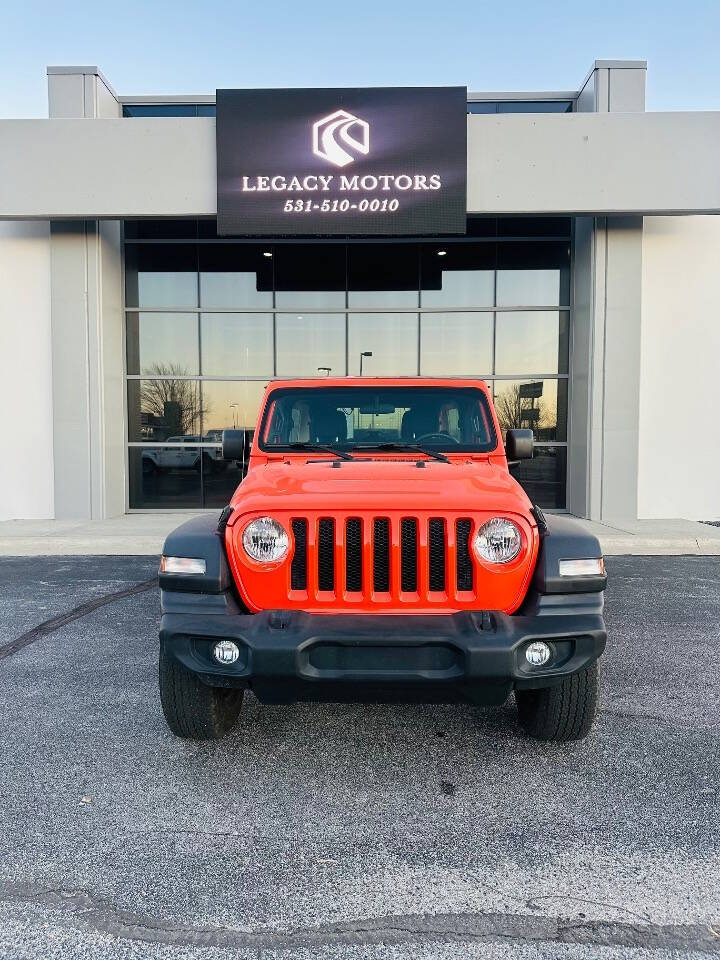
[125,244,198,307]
[128,448,202,509]
[493,379,568,442]
[420,313,493,376]
[200,314,273,376]
[495,312,569,375]
[199,245,273,308]
[200,380,268,433]
[200,272,272,309]
[274,244,346,309]
[276,313,346,376]
[126,313,199,376]
[127,378,202,442]
[137,272,198,308]
[124,226,573,509]
[348,245,418,308]
[510,446,567,509]
[496,270,561,307]
[348,314,419,375]
[420,243,494,308]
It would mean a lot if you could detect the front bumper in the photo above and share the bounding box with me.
[160,592,606,705]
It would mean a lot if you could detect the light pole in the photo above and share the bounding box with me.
[359,351,373,376]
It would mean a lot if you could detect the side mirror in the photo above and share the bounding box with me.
[222,429,246,462]
[505,429,533,462]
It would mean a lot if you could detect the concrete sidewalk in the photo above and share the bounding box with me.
[0,512,719,556]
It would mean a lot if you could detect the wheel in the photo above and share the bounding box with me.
[515,663,598,742]
[158,640,244,740]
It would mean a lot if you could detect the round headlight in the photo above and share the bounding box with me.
[474,517,522,564]
[242,517,289,563]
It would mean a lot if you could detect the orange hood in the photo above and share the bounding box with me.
[230,457,532,516]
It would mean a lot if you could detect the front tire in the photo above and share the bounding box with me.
[159,641,244,740]
[515,663,598,742]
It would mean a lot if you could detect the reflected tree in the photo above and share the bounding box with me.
[140,364,211,436]
[495,383,552,436]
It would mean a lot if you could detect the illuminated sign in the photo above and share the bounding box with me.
[312,109,370,168]
[216,87,467,236]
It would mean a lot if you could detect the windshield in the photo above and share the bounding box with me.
[260,386,497,453]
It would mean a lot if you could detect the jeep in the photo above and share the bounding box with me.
[158,378,606,741]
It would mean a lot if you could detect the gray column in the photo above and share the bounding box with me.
[47,68,125,519]
[568,61,646,520]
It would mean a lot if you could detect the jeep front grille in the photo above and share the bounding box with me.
[290,519,307,590]
[289,514,476,607]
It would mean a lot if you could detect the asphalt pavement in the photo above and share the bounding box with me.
[0,555,718,959]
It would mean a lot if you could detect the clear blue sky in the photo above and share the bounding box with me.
[1,0,718,116]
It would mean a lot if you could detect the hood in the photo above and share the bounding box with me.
[230,457,531,518]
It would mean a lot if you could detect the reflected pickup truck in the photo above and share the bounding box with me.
[158,378,606,742]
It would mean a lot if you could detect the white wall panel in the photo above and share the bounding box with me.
[639,216,720,520]
[0,221,54,519]
[0,112,719,219]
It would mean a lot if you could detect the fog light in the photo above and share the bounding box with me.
[213,640,240,665]
[525,641,551,667]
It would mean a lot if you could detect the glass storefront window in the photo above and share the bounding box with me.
[198,245,273,308]
[125,244,198,308]
[509,446,567,509]
[200,272,273,309]
[420,312,493,376]
[125,223,573,510]
[127,378,202,442]
[137,272,198,308]
[496,270,561,307]
[420,243,494,308]
[493,378,568,442]
[274,244,346,309]
[495,311,569,375]
[200,380,268,433]
[276,313,346,376]
[128,447,203,509]
[200,313,274,376]
[348,244,418,308]
[126,313,199,377]
[496,241,570,306]
[348,314,419,375]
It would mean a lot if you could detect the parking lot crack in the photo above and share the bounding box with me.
[0,578,157,661]
[1,882,719,953]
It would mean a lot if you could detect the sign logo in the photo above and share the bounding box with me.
[312,109,370,168]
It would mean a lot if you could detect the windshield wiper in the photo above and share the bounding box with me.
[288,442,354,461]
[350,442,450,463]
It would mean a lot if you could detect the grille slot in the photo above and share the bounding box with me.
[401,518,418,592]
[373,518,390,592]
[345,518,362,592]
[456,519,473,591]
[428,518,446,591]
[290,519,307,590]
[318,519,335,591]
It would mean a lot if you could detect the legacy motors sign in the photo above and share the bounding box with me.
[216,87,467,236]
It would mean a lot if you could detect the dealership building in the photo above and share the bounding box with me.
[0,60,719,522]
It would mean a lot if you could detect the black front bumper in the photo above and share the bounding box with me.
[160,591,606,705]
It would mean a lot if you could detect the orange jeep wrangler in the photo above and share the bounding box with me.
[158,378,606,742]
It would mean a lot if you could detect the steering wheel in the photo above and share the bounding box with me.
[415,432,460,445]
